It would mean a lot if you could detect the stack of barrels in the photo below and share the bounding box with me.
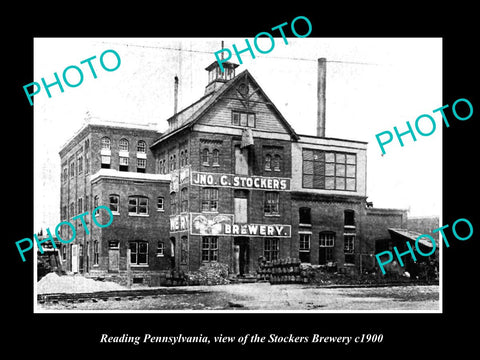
[162,270,187,286]
[257,258,309,284]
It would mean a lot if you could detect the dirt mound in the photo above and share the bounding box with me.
[37,272,126,294]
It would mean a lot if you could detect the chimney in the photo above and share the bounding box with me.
[317,58,326,137]
[174,75,179,115]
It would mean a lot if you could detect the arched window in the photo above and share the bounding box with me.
[109,194,120,214]
[184,149,188,166]
[212,149,220,166]
[180,150,184,167]
[170,192,177,215]
[202,148,210,165]
[119,138,129,151]
[137,140,146,153]
[273,154,281,171]
[101,137,111,150]
[264,154,272,171]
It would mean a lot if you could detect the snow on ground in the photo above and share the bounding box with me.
[37,273,126,294]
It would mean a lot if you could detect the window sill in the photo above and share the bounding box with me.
[156,254,164,257]
[299,223,312,227]
[156,209,165,212]
[130,264,149,267]
[264,214,281,217]
[128,213,150,217]
[111,212,120,216]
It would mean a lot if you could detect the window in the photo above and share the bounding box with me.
[264,192,279,215]
[202,148,210,165]
[344,234,355,264]
[157,196,164,211]
[264,238,279,262]
[137,140,146,153]
[119,157,129,172]
[170,192,176,214]
[85,156,89,174]
[344,210,355,227]
[62,245,67,261]
[273,155,281,171]
[128,196,148,215]
[101,155,111,169]
[180,150,189,168]
[70,162,75,178]
[119,138,129,151]
[157,241,164,257]
[85,195,88,211]
[137,158,146,173]
[319,232,335,265]
[77,198,83,215]
[264,154,271,171]
[299,233,311,263]
[93,240,99,265]
[299,207,311,225]
[181,236,188,264]
[101,137,111,150]
[169,155,176,171]
[202,237,218,262]
[302,149,356,191]
[93,195,99,209]
[130,241,148,265]
[63,167,68,182]
[232,111,255,127]
[212,149,220,166]
[78,156,83,175]
[70,202,75,218]
[202,188,218,212]
[181,188,188,213]
[109,194,119,214]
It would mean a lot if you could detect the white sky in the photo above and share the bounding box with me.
[34,37,442,232]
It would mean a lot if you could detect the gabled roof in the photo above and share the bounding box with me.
[151,69,299,148]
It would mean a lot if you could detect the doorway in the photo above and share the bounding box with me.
[234,237,250,276]
[108,241,120,272]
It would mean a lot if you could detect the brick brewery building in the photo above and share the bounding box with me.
[57,58,417,285]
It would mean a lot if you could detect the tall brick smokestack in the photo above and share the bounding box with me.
[174,75,179,115]
[317,58,326,137]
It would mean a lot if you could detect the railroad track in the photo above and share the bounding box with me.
[37,287,209,304]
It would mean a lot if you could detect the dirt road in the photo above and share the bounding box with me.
[37,283,439,312]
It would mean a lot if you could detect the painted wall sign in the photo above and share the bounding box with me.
[191,213,234,235]
[170,214,189,232]
[224,223,291,237]
[188,212,291,237]
[191,171,290,191]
